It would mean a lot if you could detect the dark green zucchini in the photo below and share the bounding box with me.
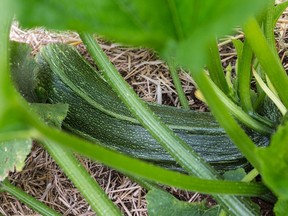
[26,43,268,171]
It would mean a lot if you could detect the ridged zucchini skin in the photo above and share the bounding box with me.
[33,44,252,171]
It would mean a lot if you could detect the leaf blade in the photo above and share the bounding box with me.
[15,0,269,70]
[256,122,288,199]
[0,139,32,181]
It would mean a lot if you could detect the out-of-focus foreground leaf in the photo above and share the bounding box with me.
[256,122,288,199]
[274,198,288,216]
[14,0,268,70]
[30,103,69,129]
[223,168,246,181]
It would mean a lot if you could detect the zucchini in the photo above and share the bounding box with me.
[22,43,269,171]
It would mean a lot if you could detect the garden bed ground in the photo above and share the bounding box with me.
[1,6,288,215]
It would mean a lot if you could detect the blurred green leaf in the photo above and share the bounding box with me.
[274,198,288,216]
[273,1,288,25]
[30,103,69,129]
[223,168,246,181]
[147,189,220,216]
[0,1,22,133]
[0,139,32,181]
[256,122,288,199]
[15,0,268,70]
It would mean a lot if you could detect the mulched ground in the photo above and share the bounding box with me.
[1,7,288,214]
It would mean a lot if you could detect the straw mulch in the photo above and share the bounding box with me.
[2,8,288,213]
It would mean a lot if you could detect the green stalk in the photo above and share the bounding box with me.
[207,77,273,133]
[0,1,17,117]
[264,0,278,55]
[191,71,261,171]
[237,40,254,112]
[79,33,262,216]
[190,72,267,215]
[242,169,259,183]
[0,179,60,216]
[207,39,230,95]
[167,58,190,109]
[243,17,288,108]
[0,1,13,97]
[41,140,122,216]
[0,129,39,142]
[273,1,288,26]
[253,69,287,115]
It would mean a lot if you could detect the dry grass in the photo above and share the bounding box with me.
[2,8,288,214]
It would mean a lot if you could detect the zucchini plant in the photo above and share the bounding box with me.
[1,0,288,215]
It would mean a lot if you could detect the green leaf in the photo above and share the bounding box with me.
[0,139,32,181]
[256,122,288,199]
[237,40,254,112]
[206,39,229,94]
[223,168,246,181]
[274,198,288,216]
[30,103,69,129]
[147,189,220,216]
[232,39,244,58]
[273,1,288,25]
[15,0,269,70]
[10,42,40,103]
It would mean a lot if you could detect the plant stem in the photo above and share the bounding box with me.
[273,1,288,27]
[0,129,39,142]
[207,39,229,95]
[264,0,278,55]
[79,33,262,216]
[0,1,17,118]
[207,77,273,133]
[242,169,259,183]
[253,69,287,115]
[243,17,288,108]
[0,179,61,216]
[237,40,254,112]
[192,71,261,171]
[0,1,13,97]
[167,59,190,109]
[42,140,122,216]
[190,71,264,215]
